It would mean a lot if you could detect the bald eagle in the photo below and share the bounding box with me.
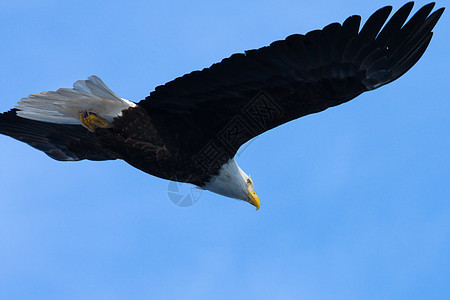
[0,2,444,210]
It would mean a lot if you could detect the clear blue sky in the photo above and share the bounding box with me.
[0,1,448,299]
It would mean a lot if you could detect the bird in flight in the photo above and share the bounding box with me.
[0,2,444,210]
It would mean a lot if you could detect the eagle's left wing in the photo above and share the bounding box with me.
[0,109,119,161]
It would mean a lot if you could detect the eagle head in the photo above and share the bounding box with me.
[202,158,260,210]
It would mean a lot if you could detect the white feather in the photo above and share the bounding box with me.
[15,75,136,124]
[203,158,250,200]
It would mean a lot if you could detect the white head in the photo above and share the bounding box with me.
[202,158,260,210]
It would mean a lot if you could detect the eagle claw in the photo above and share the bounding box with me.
[78,111,112,132]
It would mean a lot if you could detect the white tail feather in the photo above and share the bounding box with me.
[16,76,136,124]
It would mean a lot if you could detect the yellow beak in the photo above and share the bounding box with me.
[248,190,260,211]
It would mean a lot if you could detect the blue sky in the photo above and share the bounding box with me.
[0,0,448,299]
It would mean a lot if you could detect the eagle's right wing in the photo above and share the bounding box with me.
[139,3,444,159]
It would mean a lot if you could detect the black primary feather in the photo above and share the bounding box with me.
[0,109,118,161]
[0,2,445,186]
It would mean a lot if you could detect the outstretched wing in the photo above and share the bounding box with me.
[138,2,444,158]
[0,109,119,161]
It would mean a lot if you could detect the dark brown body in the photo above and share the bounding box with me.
[0,3,444,187]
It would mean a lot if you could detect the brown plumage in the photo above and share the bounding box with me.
[0,2,445,196]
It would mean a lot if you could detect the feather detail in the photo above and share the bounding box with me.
[15,76,136,124]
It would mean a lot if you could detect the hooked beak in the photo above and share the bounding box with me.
[247,190,260,211]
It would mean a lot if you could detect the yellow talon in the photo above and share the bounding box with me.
[78,111,112,132]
